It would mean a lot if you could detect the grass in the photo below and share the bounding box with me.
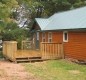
[23,60,86,80]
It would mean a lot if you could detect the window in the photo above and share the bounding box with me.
[42,32,46,42]
[48,32,52,42]
[63,31,68,42]
[37,32,39,40]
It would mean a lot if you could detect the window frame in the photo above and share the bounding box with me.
[42,32,46,42]
[63,31,68,42]
[48,32,52,42]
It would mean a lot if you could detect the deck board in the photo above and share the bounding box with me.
[15,50,41,58]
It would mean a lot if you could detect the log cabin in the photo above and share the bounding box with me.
[32,6,86,61]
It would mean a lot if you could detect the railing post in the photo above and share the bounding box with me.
[57,44,60,58]
[61,43,64,59]
[3,41,17,61]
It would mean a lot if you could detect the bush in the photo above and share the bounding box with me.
[1,22,29,49]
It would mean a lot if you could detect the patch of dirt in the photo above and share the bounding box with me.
[0,60,40,80]
[68,70,82,74]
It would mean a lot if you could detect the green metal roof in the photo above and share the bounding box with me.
[35,18,50,30]
[35,6,86,31]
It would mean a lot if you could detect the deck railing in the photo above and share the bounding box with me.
[41,42,64,59]
[3,41,64,62]
[3,41,17,61]
[21,41,33,50]
[3,41,41,62]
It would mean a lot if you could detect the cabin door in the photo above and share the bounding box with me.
[35,32,40,49]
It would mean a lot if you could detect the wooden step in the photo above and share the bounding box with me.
[16,57,28,60]
[16,57,42,63]
[16,59,43,62]
[29,57,41,59]
[16,59,29,62]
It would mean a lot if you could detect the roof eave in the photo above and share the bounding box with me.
[40,28,86,32]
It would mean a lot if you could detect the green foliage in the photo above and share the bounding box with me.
[0,51,3,58]
[18,0,86,18]
[0,0,86,20]
[0,0,86,49]
[1,22,29,49]
[2,31,15,41]
[0,0,18,21]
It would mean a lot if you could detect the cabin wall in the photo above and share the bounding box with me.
[33,30,86,60]
[52,32,63,43]
[39,31,86,60]
[39,32,63,59]
[64,31,86,60]
[39,32,63,43]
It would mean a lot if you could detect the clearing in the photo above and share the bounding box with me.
[23,60,86,80]
[0,59,86,80]
[0,60,40,80]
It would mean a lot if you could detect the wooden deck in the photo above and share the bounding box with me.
[15,50,42,62]
[3,41,63,63]
[15,50,41,58]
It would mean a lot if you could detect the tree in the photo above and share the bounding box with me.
[1,22,29,49]
[0,0,86,42]
[0,0,19,38]
[0,0,19,22]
